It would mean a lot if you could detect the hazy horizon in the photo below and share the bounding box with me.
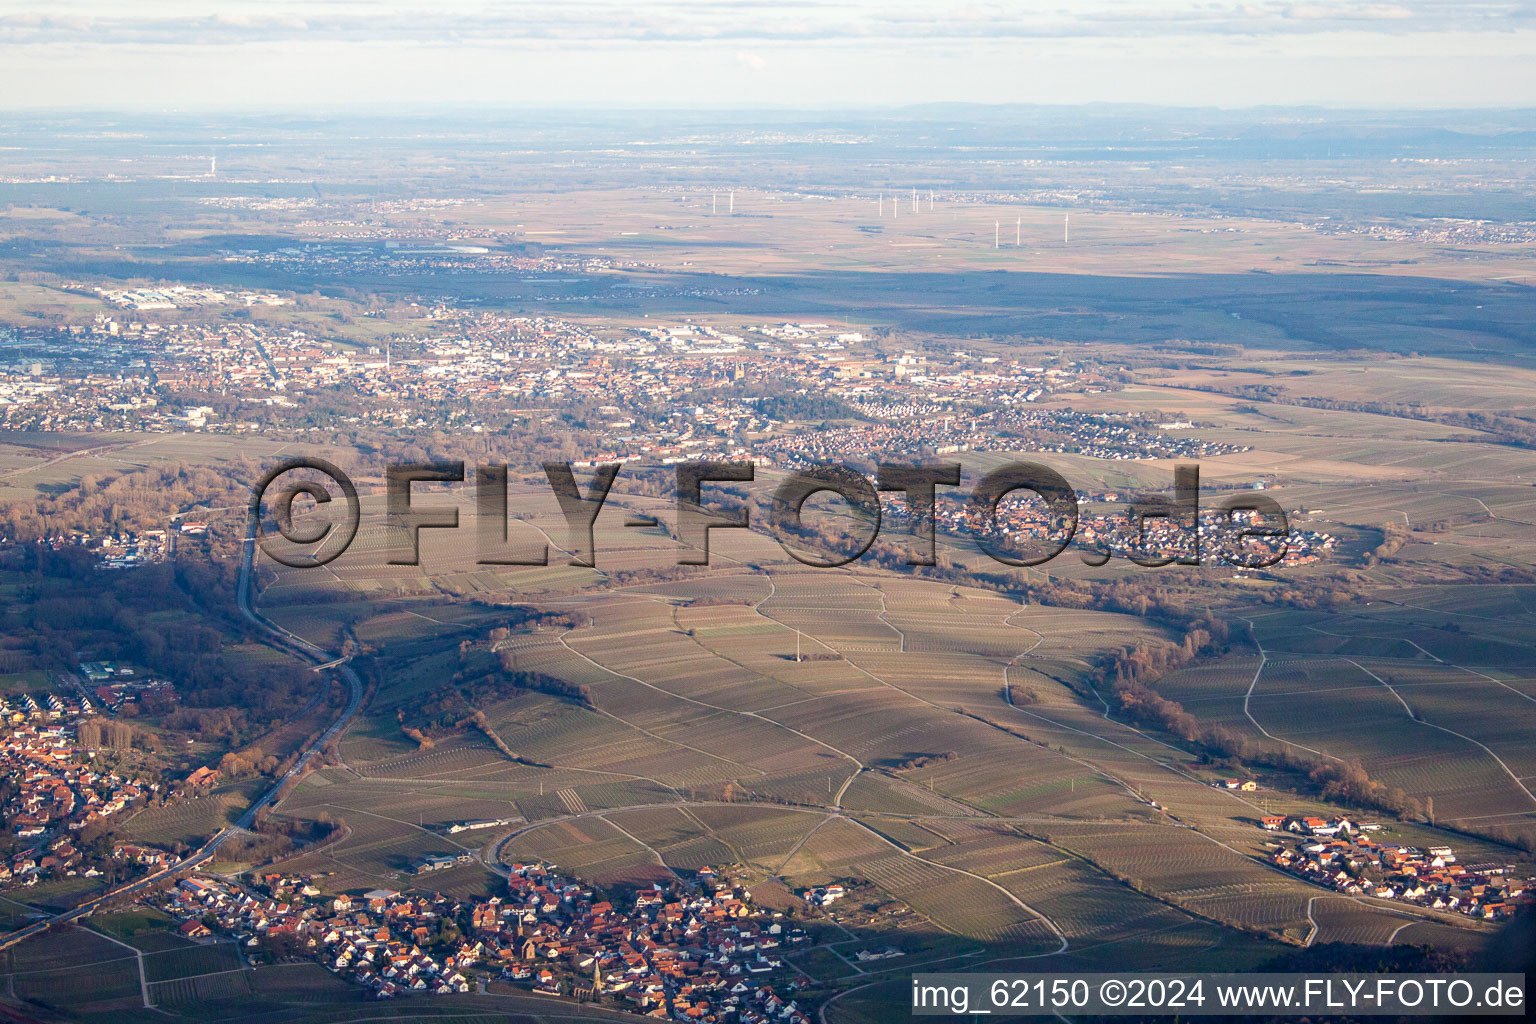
[2,0,1534,110]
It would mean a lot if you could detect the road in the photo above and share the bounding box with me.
[0,516,364,952]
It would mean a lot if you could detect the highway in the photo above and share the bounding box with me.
[0,517,364,951]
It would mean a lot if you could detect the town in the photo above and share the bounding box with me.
[2,297,1345,571]
[0,716,158,888]
[1265,815,1533,922]
[153,862,818,1019]
[0,301,1243,471]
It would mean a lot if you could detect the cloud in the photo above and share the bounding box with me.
[0,1,1528,49]
[1281,3,1415,19]
[733,49,767,71]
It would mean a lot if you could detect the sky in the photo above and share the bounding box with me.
[1,0,1534,110]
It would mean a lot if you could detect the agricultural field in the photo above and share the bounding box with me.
[120,778,269,849]
[6,107,1536,1024]
[243,540,1536,944]
[229,531,1526,1024]
[3,926,145,1017]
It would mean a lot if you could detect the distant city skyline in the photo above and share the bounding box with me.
[0,0,1533,110]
